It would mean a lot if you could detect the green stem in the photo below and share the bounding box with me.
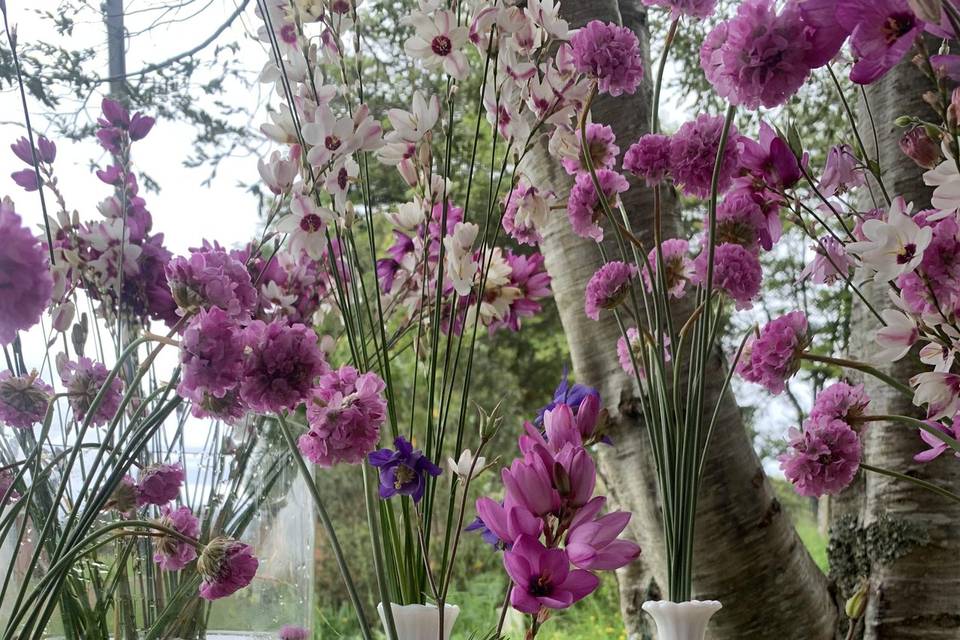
[800,352,913,397]
[861,414,960,453]
[860,462,960,503]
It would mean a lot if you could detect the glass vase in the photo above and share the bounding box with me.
[641,600,722,640]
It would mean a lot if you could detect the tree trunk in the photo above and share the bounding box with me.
[527,1,837,638]
[845,46,960,639]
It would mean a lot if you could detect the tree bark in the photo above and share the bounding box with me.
[526,1,837,638]
[846,47,960,639]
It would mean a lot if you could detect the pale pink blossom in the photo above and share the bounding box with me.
[404,10,470,80]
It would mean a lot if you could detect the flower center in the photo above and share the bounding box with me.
[529,575,553,597]
[897,242,917,265]
[300,213,324,233]
[393,463,416,489]
[431,35,453,57]
[330,0,351,14]
[337,167,349,190]
[325,135,342,151]
[280,24,298,45]
[883,13,915,44]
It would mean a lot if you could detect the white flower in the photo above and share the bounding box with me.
[303,105,356,167]
[920,339,957,372]
[444,221,480,296]
[911,371,960,419]
[404,10,470,80]
[847,197,932,283]
[324,155,359,212]
[526,0,568,40]
[873,308,919,362]
[386,201,427,231]
[447,449,486,479]
[258,146,300,194]
[277,191,336,260]
[386,91,440,143]
[923,145,960,212]
[261,105,299,144]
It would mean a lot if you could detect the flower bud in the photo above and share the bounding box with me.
[107,475,138,514]
[899,128,941,169]
[51,301,75,332]
[845,579,869,620]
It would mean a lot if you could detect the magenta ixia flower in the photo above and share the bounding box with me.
[623,133,672,187]
[0,371,53,429]
[165,246,258,318]
[299,366,387,467]
[913,418,960,462]
[499,252,552,332]
[503,535,600,613]
[810,382,870,426]
[642,238,693,299]
[669,114,741,199]
[799,236,855,285]
[11,135,56,166]
[59,357,124,426]
[368,436,442,503]
[154,505,200,571]
[569,21,644,97]
[739,122,802,190]
[584,261,637,321]
[240,320,329,413]
[798,0,851,68]
[701,0,812,109]
[641,0,716,19]
[278,626,310,640]
[198,537,259,600]
[819,144,866,196]
[501,453,561,517]
[561,123,620,175]
[693,242,762,310]
[565,497,640,570]
[567,170,629,242]
[837,0,923,85]
[136,462,185,507]
[780,417,862,497]
[179,307,245,405]
[736,311,809,395]
[0,199,53,345]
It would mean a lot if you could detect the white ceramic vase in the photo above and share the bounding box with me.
[642,600,722,640]
[377,602,460,640]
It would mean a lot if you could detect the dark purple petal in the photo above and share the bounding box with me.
[129,113,156,141]
[11,169,39,191]
[36,136,56,164]
[101,97,130,127]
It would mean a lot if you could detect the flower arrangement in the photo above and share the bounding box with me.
[5,0,960,637]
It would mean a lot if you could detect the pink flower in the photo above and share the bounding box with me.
[165,247,257,318]
[59,357,124,427]
[198,537,259,601]
[701,0,813,109]
[669,114,741,199]
[298,366,387,467]
[567,170,629,242]
[569,21,644,97]
[819,144,866,196]
[913,419,960,462]
[899,127,941,169]
[561,123,620,175]
[874,308,919,362]
[553,444,597,508]
[499,251,552,332]
[799,237,855,285]
[0,371,53,429]
[154,506,200,571]
[895,214,960,316]
[503,535,599,613]
[617,327,644,378]
[178,307,245,405]
[736,311,809,395]
[191,389,248,425]
[714,189,769,252]
[475,497,543,549]
[136,463,185,507]
[641,0,716,19]
[779,416,862,497]
[240,320,329,413]
[278,626,310,640]
[0,199,53,345]
[502,182,553,246]
[623,133,672,187]
[810,382,870,425]
[739,121,802,190]
[837,0,923,85]
[642,238,693,299]
[797,0,852,68]
[566,497,640,570]
[693,243,762,310]
[404,10,470,80]
[584,261,637,321]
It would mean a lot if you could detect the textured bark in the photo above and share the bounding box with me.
[846,48,960,640]
[526,1,837,638]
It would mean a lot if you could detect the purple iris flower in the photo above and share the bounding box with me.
[535,367,600,426]
[465,516,502,549]
[368,436,442,503]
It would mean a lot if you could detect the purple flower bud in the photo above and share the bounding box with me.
[36,136,56,164]
[101,97,130,128]
[899,127,941,169]
[11,169,39,191]
[96,164,123,185]
[11,137,35,166]
[128,113,155,141]
[96,127,123,154]
[136,462,185,507]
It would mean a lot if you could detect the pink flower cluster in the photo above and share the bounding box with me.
[736,311,809,395]
[779,417,862,497]
[584,261,637,321]
[0,371,54,429]
[0,199,53,345]
[474,391,639,615]
[58,356,125,427]
[569,21,644,97]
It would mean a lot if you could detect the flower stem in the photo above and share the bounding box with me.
[860,414,960,454]
[860,462,960,503]
[800,352,913,397]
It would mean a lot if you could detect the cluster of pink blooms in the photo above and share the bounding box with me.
[473,388,639,615]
